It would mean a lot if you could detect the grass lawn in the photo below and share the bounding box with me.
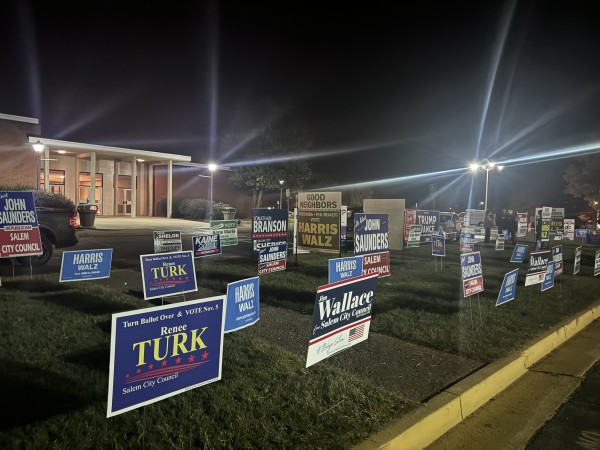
[0,237,598,447]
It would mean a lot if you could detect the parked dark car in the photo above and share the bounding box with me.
[16,206,79,266]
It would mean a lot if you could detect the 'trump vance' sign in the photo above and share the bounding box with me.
[306,274,378,368]
[0,191,43,258]
[107,296,225,417]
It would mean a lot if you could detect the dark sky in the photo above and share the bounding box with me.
[1,1,599,211]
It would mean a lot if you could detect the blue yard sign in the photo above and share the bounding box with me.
[193,234,221,257]
[496,268,519,306]
[353,213,389,256]
[510,244,528,263]
[225,277,260,333]
[140,251,198,300]
[541,261,556,292]
[60,248,113,282]
[328,256,363,284]
[107,296,225,417]
[431,233,445,257]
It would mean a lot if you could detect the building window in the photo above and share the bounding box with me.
[79,172,103,215]
[40,169,65,196]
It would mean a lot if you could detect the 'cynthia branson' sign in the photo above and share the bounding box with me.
[107,296,225,417]
[306,273,378,368]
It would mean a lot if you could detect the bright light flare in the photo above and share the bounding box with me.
[208,163,217,172]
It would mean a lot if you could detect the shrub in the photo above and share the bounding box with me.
[158,197,236,220]
[0,186,76,210]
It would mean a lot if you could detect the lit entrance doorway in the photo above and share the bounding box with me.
[117,175,132,216]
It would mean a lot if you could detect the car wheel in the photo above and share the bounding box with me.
[16,233,53,267]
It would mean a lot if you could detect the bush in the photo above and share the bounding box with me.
[158,198,236,220]
[0,186,76,210]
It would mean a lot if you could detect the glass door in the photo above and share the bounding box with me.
[117,188,132,215]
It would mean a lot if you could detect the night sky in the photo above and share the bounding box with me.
[1,1,599,212]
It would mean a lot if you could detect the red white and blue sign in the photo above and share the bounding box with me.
[460,228,475,253]
[354,213,389,256]
[432,233,445,257]
[541,261,556,292]
[328,256,363,284]
[496,268,519,306]
[461,251,484,297]
[225,277,260,333]
[362,251,390,278]
[525,250,550,286]
[258,243,287,275]
[510,244,528,263]
[0,191,43,258]
[59,248,113,282]
[193,234,221,257]
[552,245,563,276]
[306,273,378,368]
[140,251,198,300]
[416,210,440,242]
[252,208,288,258]
[107,296,225,417]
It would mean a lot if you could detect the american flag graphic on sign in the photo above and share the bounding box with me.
[348,324,364,342]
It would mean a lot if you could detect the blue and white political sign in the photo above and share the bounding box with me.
[0,191,43,258]
[525,250,550,286]
[460,228,475,253]
[140,251,197,300]
[541,261,556,292]
[60,249,113,282]
[306,273,378,368]
[107,295,225,417]
[252,208,288,257]
[510,244,528,263]
[225,277,260,333]
[153,230,182,253]
[328,256,363,284]
[575,229,589,239]
[496,268,519,306]
[354,213,389,256]
[432,233,445,257]
[574,246,582,275]
[258,243,287,275]
[552,245,563,276]
[416,210,440,242]
[193,234,221,257]
[460,251,484,297]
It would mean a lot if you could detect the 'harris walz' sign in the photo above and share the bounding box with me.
[297,192,341,253]
[252,208,288,257]
[0,191,43,258]
[107,296,225,417]
[60,249,113,282]
[306,273,378,367]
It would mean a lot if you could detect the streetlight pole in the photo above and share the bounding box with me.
[470,160,503,211]
[279,179,284,209]
[32,140,45,189]
[199,162,218,222]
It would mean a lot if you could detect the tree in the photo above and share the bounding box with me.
[227,126,313,208]
[563,154,600,209]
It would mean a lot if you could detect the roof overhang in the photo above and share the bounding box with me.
[27,137,191,163]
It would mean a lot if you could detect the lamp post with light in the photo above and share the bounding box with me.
[279,179,285,209]
[470,160,503,212]
[32,140,45,189]
[199,163,218,221]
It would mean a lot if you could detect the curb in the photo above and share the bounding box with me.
[356,301,600,450]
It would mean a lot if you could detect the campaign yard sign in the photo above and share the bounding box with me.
[225,277,259,332]
[525,250,550,286]
[574,246,582,275]
[432,233,445,257]
[210,220,238,246]
[416,210,440,242]
[511,244,528,263]
[594,250,600,277]
[541,207,551,243]
[407,224,422,248]
[461,251,484,297]
[517,212,528,237]
[140,251,197,300]
[541,261,556,292]
[340,205,348,247]
[153,230,182,253]
[297,192,341,253]
[552,245,563,276]
[306,274,378,368]
[258,243,287,275]
[252,208,288,257]
[192,234,221,257]
[328,256,363,284]
[60,249,113,282]
[495,233,505,251]
[107,296,225,417]
[362,251,391,278]
[0,191,43,258]
[354,213,390,277]
[460,227,475,253]
[404,208,417,245]
[563,219,575,240]
[496,268,519,306]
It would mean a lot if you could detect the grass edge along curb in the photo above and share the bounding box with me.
[355,299,600,450]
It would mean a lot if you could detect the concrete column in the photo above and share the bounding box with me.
[90,152,96,205]
[131,157,137,218]
[148,164,154,216]
[75,157,80,205]
[167,160,173,219]
[113,160,119,216]
[43,146,50,191]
